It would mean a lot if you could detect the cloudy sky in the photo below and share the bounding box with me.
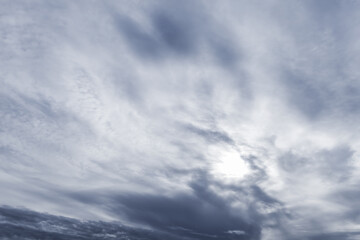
[1,0,360,239]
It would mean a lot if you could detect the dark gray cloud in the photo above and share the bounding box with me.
[0,206,184,240]
[281,69,327,119]
[115,1,205,60]
[151,11,197,55]
[278,144,354,182]
[115,0,243,70]
[282,68,360,120]
[111,193,259,239]
[116,17,163,59]
[62,170,290,240]
[182,124,235,145]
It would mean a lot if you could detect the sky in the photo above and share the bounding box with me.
[1,0,360,239]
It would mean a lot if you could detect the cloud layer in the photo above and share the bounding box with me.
[1,1,360,239]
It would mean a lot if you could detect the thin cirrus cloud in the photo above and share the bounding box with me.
[1,0,360,240]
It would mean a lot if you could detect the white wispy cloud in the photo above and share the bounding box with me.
[1,1,360,239]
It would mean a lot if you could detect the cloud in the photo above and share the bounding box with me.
[1,0,360,239]
[0,205,185,240]
[62,170,274,239]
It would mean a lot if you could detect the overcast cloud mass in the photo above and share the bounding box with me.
[1,0,360,239]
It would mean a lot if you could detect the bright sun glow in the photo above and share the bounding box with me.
[211,148,250,181]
